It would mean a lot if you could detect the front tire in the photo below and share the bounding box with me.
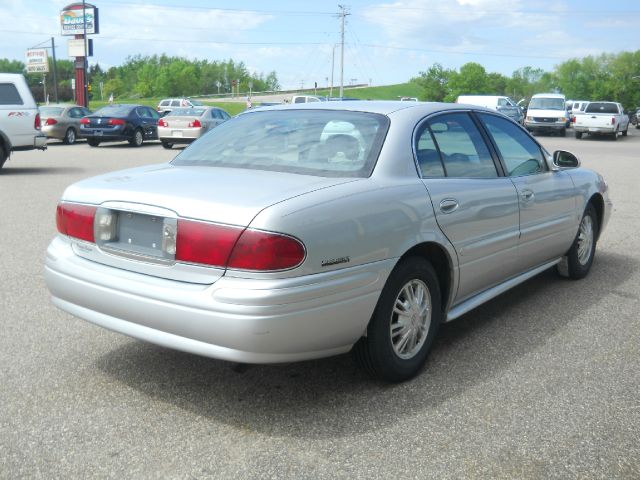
[557,204,598,280]
[559,128,566,137]
[0,143,7,169]
[575,131,582,139]
[63,128,77,145]
[352,257,441,382]
[129,129,144,147]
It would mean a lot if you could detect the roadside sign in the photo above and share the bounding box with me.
[25,49,49,73]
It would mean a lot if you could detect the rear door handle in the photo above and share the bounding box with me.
[439,198,459,214]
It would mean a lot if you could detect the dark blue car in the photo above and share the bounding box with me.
[80,104,161,147]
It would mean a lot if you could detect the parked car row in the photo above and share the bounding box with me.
[35,102,233,148]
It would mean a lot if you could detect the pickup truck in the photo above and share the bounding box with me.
[0,73,47,169]
[573,101,629,140]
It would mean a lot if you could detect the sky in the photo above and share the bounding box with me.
[1,0,639,91]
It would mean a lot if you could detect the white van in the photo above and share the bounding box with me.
[456,95,524,124]
[524,93,570,136]
[570,100,589,120]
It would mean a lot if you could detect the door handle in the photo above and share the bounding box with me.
[520,189,535,202]
[439,198,459,214]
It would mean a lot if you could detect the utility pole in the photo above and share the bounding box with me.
[338,5,350,99]
[50,37,59,103]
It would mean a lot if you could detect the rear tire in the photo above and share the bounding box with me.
[352,257,441,382]
[622,127,628,137]
[575,131,582,139]
[557,204,598,280]
[611,131,618,141]
[161,141,173,149]
[129,129,144,147]
[559,128,566,137]
[87,138,100,147]
[63,128,77,145]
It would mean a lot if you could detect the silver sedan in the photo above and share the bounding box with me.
[157,106,231,149]
[45,102,612,382]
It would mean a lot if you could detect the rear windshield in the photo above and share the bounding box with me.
[169,108,206,116]
[585,102,619,114]
[172,109,389,178]
[39,107,64,116]
[93,105,133,116]
[528,97,565,110]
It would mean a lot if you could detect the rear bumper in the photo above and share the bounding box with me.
[574,126,616,134]
[45,236,390,363]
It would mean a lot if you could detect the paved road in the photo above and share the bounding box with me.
[1,130,639,479]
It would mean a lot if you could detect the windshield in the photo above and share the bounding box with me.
[39,107,64,116]
[172,110,389,178]
[585,102,618,114]
[528,97,566,110]
[93,105,133,117]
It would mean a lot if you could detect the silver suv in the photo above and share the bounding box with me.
[0,73,47,169]
[156,98,204,116]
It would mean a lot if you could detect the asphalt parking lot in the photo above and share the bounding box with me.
[1,131,639,479]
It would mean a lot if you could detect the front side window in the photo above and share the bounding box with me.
[172,110,389,178]
[427,113,497,178]
[479,113,546,176]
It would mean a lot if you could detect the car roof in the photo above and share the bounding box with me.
[240,100,487,116]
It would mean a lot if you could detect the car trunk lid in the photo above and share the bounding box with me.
[60,163,360,283]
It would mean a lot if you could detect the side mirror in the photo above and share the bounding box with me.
[553,150,580,168]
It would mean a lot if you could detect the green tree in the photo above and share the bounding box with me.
[412,63,452,101]
[446,62,490,101]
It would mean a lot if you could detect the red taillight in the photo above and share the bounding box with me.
[109,118,125,126]
[80,117,90,125]
[175,220,306,271]
[35,113,41,130]
[158,118,168,127]
[176,220,243,268]
[228,229,306,271]
[45,118,57,125]
[188,119,202,128]
[611,117,616,125]
[56,203,96,243]
[572,116,576,123]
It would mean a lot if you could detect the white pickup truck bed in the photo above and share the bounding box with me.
[573,101,629,140]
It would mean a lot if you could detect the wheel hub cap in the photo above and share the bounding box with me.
[577,216,594,265]
[390,279,432,359]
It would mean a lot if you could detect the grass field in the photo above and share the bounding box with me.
[84,82,424,114]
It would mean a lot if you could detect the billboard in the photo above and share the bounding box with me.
[26,49,49,73]
[60,4,99,35]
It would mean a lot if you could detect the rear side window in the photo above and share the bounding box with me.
[426,113,497,178]
[0,83,23,105]
[479,113,546,176]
